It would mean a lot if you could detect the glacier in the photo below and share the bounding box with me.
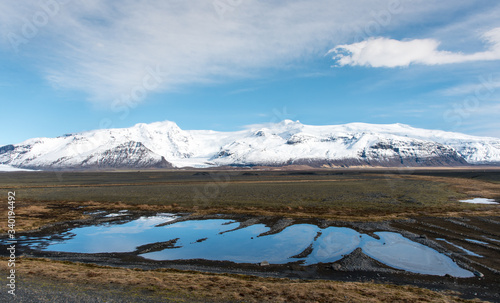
[1,120,499,170]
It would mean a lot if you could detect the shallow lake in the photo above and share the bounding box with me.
[19,214,474,278]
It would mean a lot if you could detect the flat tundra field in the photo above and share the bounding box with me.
[0,168,499,302]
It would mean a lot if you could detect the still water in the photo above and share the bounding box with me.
[21,214,474,278]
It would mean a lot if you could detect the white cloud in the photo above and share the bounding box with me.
[1,0,499,107]
[329,27,500,67]
[1,0,360,105]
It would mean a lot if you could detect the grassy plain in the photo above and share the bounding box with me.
[1,169,499,232]
[0,168,498,302]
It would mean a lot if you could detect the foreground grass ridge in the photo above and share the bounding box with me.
[0,258,482,302]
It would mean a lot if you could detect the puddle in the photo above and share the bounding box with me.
[30,215,180,253]
[145,223,318,264]
[484,237,500,243]
[304,227,361,264]
[459,198,498,204]
[436,238,482,258]
[83,210,107,215]
[104,213,128,217]
[14,215,474,277]
[466,239,488,245]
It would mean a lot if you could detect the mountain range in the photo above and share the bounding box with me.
[1,120,500,170]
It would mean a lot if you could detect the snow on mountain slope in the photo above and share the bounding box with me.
[0,164,36,172]
[210,120,469,167]
[323,122,500,164]
[1,120,499,170]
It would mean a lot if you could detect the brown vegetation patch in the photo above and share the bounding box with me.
[2,170,499,234]
[0,200,90,233]
[0,258,481,303]
[400,174,500,200]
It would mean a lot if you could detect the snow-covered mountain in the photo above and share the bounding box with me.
[1,120,500,170]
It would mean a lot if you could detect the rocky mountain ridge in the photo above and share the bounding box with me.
[1,120,499,170]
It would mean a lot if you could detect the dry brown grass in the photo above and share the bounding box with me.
[400,174,500,199]
[0,257,481,303]
[0,200,87,232]
[1,192,498,235]
[1,170,497,233]
[2,197,497,234]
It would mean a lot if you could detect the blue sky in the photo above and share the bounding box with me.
[1,0,500,146]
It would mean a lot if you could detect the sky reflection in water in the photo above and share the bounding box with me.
[31,215,474,277]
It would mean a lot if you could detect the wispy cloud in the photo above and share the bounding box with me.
[440,78,500,96]
[456,118,500,138]
[0,0,357,105]
[2,0,499,110]
[329,27,500,67]
[226,87,260,96]
[0,0,483,107]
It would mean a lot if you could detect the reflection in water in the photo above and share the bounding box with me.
[20,215,474,277]
[436,238,483,258]
[306,227,361,264]
[146,223,318,264]
[362,233,473,276]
